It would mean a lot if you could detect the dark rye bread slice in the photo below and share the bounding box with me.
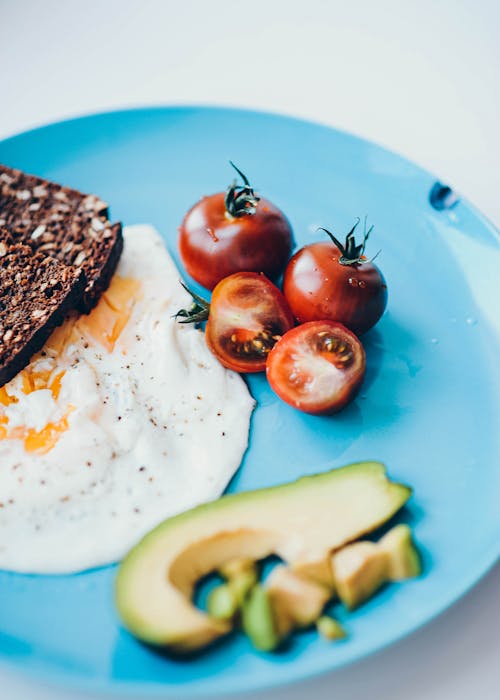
[0,164,123,312]
[0,228,86,387]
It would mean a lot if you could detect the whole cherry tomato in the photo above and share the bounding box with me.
[266,321,366,415]
[283,220,387,334]
[179,163,293,290]
[176,272,295,373]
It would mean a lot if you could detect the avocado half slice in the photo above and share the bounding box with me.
[115,461,411,653]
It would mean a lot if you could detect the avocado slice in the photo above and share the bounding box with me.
[115,461,411,653]
[219,557,257,580]
[316,615,347,641]
[206,584,239,621]
[291,556,335,591]
[241,584,282,651]
[331,524,421,609]
[332,542,387,609]
[219,558,258,605]
[379,524,421,579]
[266,565,331,633]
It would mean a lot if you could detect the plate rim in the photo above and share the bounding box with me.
[0,102,498,241]
[0,552,499,698]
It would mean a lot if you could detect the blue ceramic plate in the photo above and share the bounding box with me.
[0,107,498,696]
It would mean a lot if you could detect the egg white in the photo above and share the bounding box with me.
[0,225,254,573]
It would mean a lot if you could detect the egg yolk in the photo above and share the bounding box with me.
[23,408,75,455]
[0,386,16,407]
[0,413,8,440]
[0,373,72,453]
[20,368,65,399]
[77,276,141,352]
[0,276,141,454]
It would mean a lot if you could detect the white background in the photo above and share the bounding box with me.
[0,1,499,698]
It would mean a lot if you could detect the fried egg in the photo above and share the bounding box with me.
[0,224,254,573]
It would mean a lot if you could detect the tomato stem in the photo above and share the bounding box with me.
[174,282,210,324]
[319,217,377,266]
[224,162,260,218]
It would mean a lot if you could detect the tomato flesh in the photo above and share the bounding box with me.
[266,321,365,414]
[283,242,387,334]
[180,192,293,290]
[206,272,295,373]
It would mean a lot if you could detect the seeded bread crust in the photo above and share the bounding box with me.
[0,164,123,312]
[0,228,86,387]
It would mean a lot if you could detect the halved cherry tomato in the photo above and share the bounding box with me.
[266,321,365,415]
[179,163,293,290]
[205,273,295,372]
[176,272,295,373]
[283,220,387,334]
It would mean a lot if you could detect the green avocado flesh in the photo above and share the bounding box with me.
[206,584,238,621]
[115,461,411,653]
[219,558,258,605]
[316,615,347,641]
[241,584,281,652]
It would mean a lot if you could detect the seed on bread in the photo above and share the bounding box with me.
[31,309,46,319]
[73,251,87,266]
[91,218,105,232]
[31,225,46,239]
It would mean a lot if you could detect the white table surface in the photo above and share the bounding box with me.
[0,1,499,698]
